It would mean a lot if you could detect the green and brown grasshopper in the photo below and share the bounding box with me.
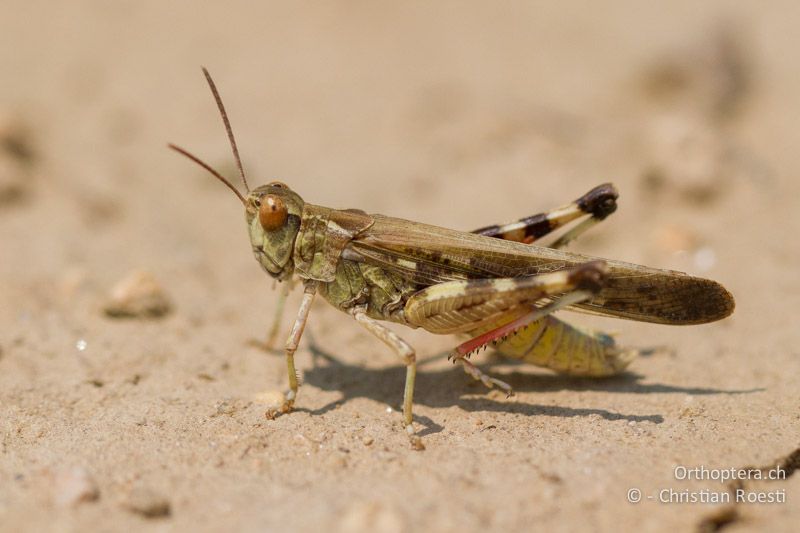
[170,69,735,445]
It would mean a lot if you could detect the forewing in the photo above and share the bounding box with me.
[347,214,734,325]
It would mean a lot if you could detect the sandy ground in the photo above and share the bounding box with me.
[1,2,798,532]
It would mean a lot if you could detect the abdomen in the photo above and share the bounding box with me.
[469,312,637,377]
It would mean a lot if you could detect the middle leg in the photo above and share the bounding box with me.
[350,307,420,446]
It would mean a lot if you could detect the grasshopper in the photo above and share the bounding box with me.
[170,69,735,445]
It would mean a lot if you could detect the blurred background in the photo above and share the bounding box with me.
[1,2,798,532]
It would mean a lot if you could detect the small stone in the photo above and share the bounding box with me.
[103,270,172,319]
[0,114,35,207]
[126,487,171,518]
[362,436,374,446]
[52,466,99,507]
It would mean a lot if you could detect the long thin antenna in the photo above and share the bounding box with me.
[168,143,247,205]
[202,67,250,193]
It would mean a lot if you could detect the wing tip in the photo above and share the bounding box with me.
[583,274,736,325]
[703,280,736,322]
[674,278,735,325]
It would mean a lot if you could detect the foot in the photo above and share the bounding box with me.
[405,424,425,450]
[456,355,514,397]
[264,391,295,420]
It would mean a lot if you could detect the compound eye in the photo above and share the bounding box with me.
[258,194,288,231]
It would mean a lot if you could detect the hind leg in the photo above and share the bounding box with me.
[471,183,617,248]
[405,262,607,394]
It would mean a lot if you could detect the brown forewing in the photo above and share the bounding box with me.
[345,214,735,325]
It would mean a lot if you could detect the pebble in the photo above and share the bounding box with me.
[103,270,172,319]
[0,113,35,207]
[52,466,99,507]
[126,487,171,518]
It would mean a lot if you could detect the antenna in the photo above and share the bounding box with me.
[168,143,246,205]
[202,67,250,193]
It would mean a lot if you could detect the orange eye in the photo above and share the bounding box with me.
[258,195,288,231]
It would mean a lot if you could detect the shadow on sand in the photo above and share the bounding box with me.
[291,333,763,436]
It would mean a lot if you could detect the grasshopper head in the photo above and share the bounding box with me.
[169,69,306,282]
[245,181,303,281]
